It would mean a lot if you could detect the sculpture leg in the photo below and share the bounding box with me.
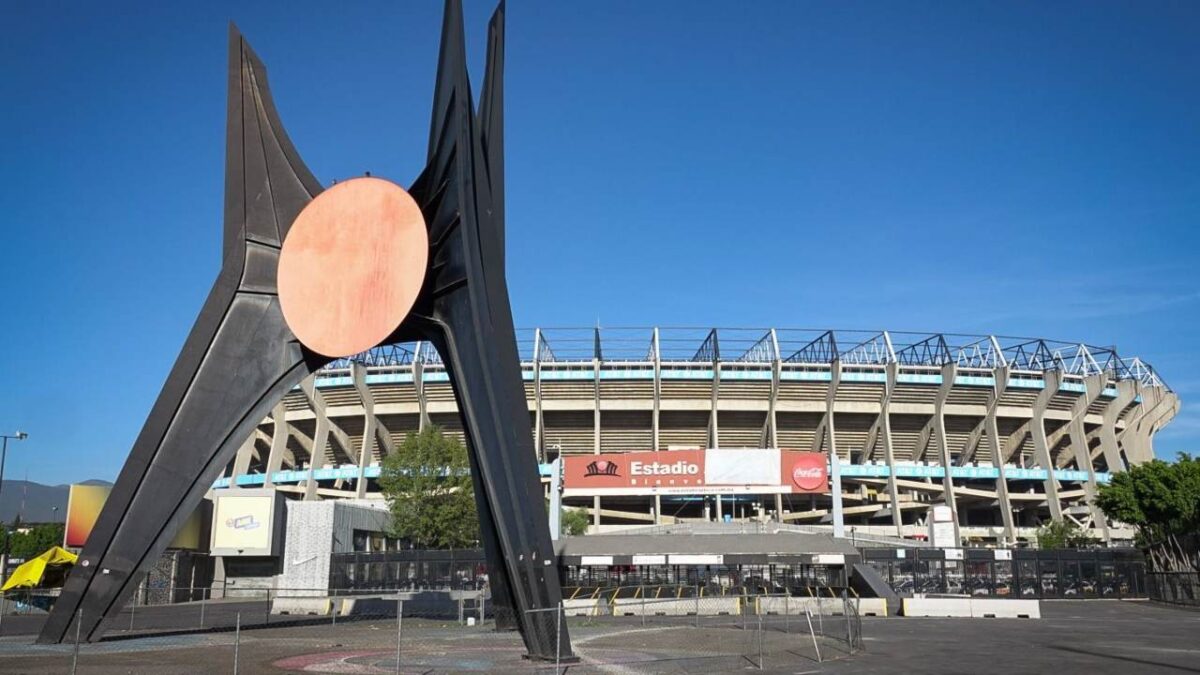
[40,26,324,644]
[428,319,571,660]
[39,288,318,643]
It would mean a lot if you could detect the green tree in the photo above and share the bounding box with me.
[1096,453,1200,572]
[4,523,66,560]
[1035,519,1093,550]
[379,427,479,549]
[561,508,590,536]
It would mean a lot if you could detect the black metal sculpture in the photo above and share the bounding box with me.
[40,0,572,660]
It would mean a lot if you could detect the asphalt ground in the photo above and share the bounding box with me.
[0,599,1194,673]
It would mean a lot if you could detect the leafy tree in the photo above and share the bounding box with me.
[379,427,479,549]
[1096,453,1200,572]
[561,507,590,536]
[3,523,66,560]
[1035,519,1093,550]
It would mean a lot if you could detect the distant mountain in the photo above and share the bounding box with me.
[0,479,113,523]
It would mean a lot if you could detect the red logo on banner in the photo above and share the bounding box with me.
[790,453,828,491]
[585,460,620,478]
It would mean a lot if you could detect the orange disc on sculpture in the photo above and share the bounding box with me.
[278,177,428,357]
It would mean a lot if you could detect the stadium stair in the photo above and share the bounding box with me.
[851,562,901,616]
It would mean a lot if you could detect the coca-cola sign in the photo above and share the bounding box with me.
[790,453,828,492]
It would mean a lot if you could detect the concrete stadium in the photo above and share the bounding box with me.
[216,327,1179,547]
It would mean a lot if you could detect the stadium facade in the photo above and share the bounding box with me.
[215,327,1178,546]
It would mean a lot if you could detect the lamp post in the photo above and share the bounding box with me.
[0,431,29,584]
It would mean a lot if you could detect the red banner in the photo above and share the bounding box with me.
[562,449,827,495]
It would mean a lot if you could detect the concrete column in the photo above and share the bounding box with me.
[593,357,601,455]
[1099,381,1136,472]
[986,366,1015,544]
[414,343,429,431]
[654,493,662,525]
[766,329,781,448]
[813,362,841,456]
[533,329,545,461]
[263,402,291,488]
[1132,389,1177,463]
[933,364,960,543]
[871,362,902,536]
[305,419,330,501]
[230,435,256,488]
[709,360,721,450]
[351,363,380,498]
[1066,374,1110,539]
[652,328,661,451]
[1030,371,1063,521]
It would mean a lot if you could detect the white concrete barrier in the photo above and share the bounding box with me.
[903,597,1041,618]
[969,598,1040,619]
[562,598,606,617]
[902,597,974,617]
[757,596,888,617]
[613,596,741,616]
[272,596,331,616]
[857,598,888,616]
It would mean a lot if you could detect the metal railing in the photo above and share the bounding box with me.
[1146,572,1200,607]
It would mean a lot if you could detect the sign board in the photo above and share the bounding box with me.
[994,550,1013,561]
[64,484,207,550]
[812,554,846,565]
[209,490,284,557]
[929,504,957,548]
[563,449,828,497]
[668,554,724,565]
[944,548,964,561]
[930,522,956,548]
[580,556,613,566]
[632,555,666,566]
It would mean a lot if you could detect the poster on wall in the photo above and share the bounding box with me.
[209,490,283,557]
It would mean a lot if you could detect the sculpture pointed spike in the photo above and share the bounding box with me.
[479,1,505,257]
[428,0,472,163]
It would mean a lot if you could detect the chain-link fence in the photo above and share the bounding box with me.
[0,587,864,673]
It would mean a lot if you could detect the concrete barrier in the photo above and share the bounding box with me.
[902,598,974,617]
[969,598,1040,619]
[903,597,1040,618]
[857,598,888,616]
[272,596,331,616]
[562,598,606,617]
[757,596,887,617]
[613,596,741,616]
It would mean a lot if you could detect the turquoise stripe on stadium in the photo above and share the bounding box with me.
[215,461,1108,488]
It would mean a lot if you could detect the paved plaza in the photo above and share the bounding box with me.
[0,600,1195,673]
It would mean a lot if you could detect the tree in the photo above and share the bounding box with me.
[3,523,66,560]
[1035,519,1093,550]
[379,427,479,549]
[561,508,590,536]
[1096,453,1200,572]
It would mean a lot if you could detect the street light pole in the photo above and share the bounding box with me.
[0,431,29,584]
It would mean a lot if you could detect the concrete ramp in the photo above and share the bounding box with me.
[852,562,902,616]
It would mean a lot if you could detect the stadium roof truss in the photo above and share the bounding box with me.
[323,328,1169,391]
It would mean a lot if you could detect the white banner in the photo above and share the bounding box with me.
[669,554,724,565]
[704,448,780,485]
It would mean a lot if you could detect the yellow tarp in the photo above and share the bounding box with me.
[1,546,78,591]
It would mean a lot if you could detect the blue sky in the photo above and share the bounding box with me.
[1,1,1197,485]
